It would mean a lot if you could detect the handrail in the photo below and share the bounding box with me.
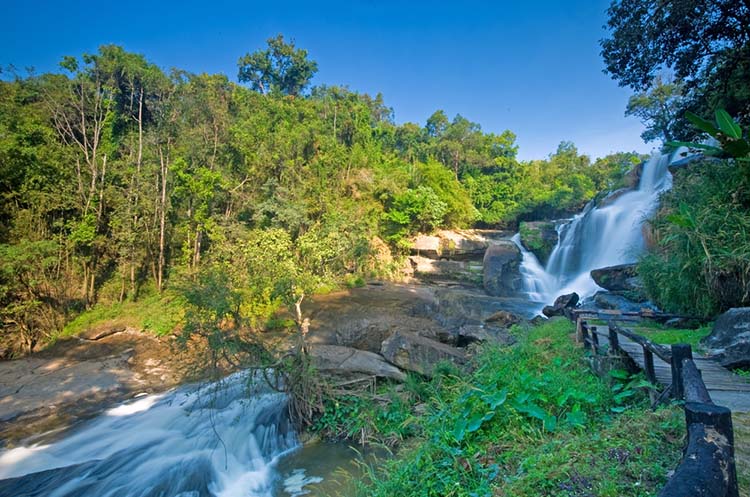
[575,317,739,497]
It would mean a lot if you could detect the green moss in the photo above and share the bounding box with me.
[635,324,711,351]
[519,221,557,264]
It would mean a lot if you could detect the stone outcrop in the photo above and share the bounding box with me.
[411,230,506,261]
[482,241,522,297]
[624,161,644,188]
[703,308,750,350]
[381,331,467,377]
[408,256,483,285]
[590,264,640,292]
[429,288,534,328]
[519,221,558,265]
[308,345,406,381]
[542,292,579,317]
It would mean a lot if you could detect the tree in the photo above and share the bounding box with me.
[625,76,684,143]
[601,0,750,138]
[237,34,318,96]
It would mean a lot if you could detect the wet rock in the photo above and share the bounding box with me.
[308,345,406,381]
[519,221,558,265]
[482,241,522,297]
[702,307,750,350]
[590,264,641,292]
[716,342,750,370]
[624,161,644,188]
[381,331,467,377]
[542,292,579,317]
[530,315,547,326]
[590,291,653,313]
[430,288,536,328]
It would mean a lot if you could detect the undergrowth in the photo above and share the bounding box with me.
[313,318,684,497]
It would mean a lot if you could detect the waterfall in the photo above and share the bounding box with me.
[0,372,298,497]
[517,150,677,305]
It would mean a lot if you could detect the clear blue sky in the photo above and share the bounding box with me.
[2,0,654,161]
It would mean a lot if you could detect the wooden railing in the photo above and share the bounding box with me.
[576,316,738,497]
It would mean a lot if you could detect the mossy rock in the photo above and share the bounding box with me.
[519,221,558,265]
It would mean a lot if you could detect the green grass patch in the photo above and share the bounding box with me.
[635,324,711,351]
[314,318,684,497]
[61,291,186,338]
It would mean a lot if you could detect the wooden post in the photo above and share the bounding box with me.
[671,343,693,400]
[608,324,620,353]
[643,346,656,384]
[591,326,600,350]
[581,321,591,351]
[683,402,739,497]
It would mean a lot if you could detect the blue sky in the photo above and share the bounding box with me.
[2,0,654,160]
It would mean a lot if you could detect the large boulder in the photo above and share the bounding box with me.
[308,345,407,381]
[519,221,558,265]
[624,161,644,188]
[589,291,657,313]
[381,331,467,377]
[482,241,522,297]
[430,288,534,328]
[702,308,750,350]
[590,264,641,292]
[542,292,579,317]
[484,310,523,328]
[411,230,506,261]
[408,256,483,285]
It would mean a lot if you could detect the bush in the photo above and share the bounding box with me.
[639,159,750,317]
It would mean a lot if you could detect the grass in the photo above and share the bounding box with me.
[61,290,186,338]
[634,323,711,351]
[313,318,684,497]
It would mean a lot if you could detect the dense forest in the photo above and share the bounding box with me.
[0,38,640,356]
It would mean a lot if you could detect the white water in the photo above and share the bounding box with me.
[0,372,300,497]
[516,150,677,306]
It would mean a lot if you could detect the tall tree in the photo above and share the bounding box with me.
[625,76,684,143]
[601,0,750,138]
[237,34,318,96]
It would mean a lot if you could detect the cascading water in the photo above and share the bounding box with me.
[516,150,677,306]
[0,372,303,497]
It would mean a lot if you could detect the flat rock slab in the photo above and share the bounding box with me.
[308,345,406,381]
[381,331,467,377]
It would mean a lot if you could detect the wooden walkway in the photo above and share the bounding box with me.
[591,326,750,412]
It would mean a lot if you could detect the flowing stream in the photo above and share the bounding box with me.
[516,150,677,306]
[0,372,318,497]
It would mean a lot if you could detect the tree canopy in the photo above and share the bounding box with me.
[601,0,750,140]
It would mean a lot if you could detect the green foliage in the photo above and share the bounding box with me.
[315,319,683,497]
[668,110,750,162]
[634,324,711,350]
[237,34,318,96]
[602,0,750,141]
[639,159,750,317]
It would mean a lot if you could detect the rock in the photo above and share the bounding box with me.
[590,264,641,292]
[542,292,579,317]
[410,230,506,261]
[530,315,547,326]
[484,310,522,328]
[664,317,702,330]
[79,325,128,341]
[590,291,655,314]
[381,331,467,377]
[430,288,536,328]
[308,345,406,381]
[519,221,558,265]
[457,325,515,346]
[482,241,522,297]
[409,256,483,285]
[642,221,657,250]
[702,308,750,350]
[624,161,644,188]
[717,342,750,369]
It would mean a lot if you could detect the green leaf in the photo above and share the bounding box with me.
[685,111,720,136]
[715,109,742,139]
[609,368,630,380]
[482,389,508,409]
[665,141,723,155]
[453,417,468,442]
